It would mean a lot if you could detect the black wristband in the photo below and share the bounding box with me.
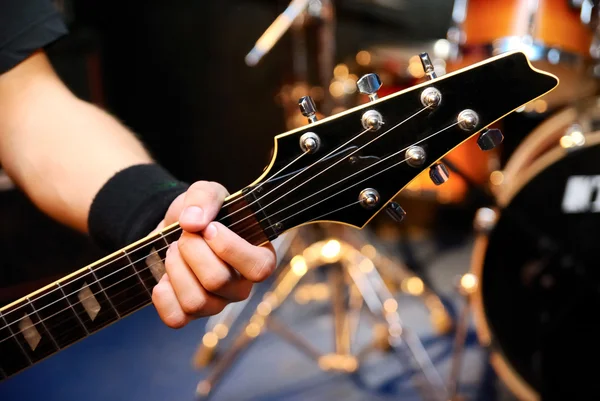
[88,164,189,251]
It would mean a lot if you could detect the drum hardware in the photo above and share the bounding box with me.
[446,0,600,112]
[494,95,600,199]
[446,273,479,401]
[193,229,449,401]
[469,133,600,400]
[251,0,336,130]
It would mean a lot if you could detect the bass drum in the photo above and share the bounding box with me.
[497,96,600,197]
[471,133,600,400]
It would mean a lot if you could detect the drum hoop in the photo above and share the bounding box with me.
[470,134,600,401]
[498,106,579,193]
[458,38,588,67]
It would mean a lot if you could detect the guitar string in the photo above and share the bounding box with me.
[234,121,460,239]
[0,106,424,322]
[0,115,456,333]
[220,150,309,209]
[0,118,460,341]
[0,150,331,323]
[0,200,365,344]
[222,106,429,230]
[217,125,372,222]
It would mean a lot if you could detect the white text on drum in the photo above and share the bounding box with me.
[562,175,600,213]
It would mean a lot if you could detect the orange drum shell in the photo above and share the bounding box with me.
[463,0,593,56]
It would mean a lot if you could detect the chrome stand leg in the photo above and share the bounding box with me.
[195,244,317,400]
[196,237,446,401]
[325,224,454,336]
[447,273,478,401]
[344,250,448,401]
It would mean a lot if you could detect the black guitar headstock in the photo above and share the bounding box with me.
[225,51,558,242]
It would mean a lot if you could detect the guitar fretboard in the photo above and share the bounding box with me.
[0,193,268,381]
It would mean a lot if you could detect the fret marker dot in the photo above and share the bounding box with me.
[78,283,101,321]
[19,314,41,351]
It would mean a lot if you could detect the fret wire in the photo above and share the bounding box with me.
[0,253,165,346]
[0,230,172,322]
[0,254,165,347]
[125,251,152,297]
[0,279,156,350]
[159,232,170,247]
[87,266,122,319]
[57,282,90,336]
[0,312,32,364]
[27,298,60,350]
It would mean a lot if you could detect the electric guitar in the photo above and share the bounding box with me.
[0,51,557,381]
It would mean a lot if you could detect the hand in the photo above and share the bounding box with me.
[151,181,277,328]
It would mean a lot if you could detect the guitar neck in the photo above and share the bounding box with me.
[0,191,270,381]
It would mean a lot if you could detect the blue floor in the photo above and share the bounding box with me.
[0,286,492,401]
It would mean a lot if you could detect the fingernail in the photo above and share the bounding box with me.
[180,206,203,224]
[203,223,217,240]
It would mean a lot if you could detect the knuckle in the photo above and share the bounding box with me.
[212,239,233,258]
[201,270,232,293]
[189,180,210,193]
[180,295,207,315]
[248,252,276,282]
[164,313,187,329]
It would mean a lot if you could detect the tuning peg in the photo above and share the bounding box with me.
[419,52,437,80]
[299,96,318,123]
[386,202,406,223]
[357,73,382,101]
[477,128,504,151]
[429,163,449,185]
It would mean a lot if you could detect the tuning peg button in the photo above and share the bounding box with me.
[429,163,449,185]
[419,52,437,80]
[477,128,504,151]
[357,73,382,101]
[299,96,318,123]
[386,202,406,223]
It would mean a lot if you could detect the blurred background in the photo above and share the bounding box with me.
[2,0,600,400]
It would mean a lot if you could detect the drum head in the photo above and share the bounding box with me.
[475,137,600,399]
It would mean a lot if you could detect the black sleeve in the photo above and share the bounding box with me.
[0,0,68,74]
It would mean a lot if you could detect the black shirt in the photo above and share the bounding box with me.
[0,0,67,74]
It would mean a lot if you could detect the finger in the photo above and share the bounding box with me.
[202,222,277,282]
[178,231,253,301]
[179,181,229,233]
[151,274,191,329]
[164,192,187,226]
[164,241,229,316]
[151,192,186,233]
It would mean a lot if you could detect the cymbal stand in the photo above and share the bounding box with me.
[246,0,336,129]
[194,237,448,401]
[323,224,454,336]
[445,273,479,401]
[192,228,309,368]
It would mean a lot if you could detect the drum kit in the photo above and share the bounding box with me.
[194,1,600,400]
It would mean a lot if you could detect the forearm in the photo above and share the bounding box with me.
[0,52,152,233]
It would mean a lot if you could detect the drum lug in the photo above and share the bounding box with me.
[473,207,497,234]
[477,128,504,151]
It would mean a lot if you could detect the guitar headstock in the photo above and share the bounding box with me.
[230,51,558,241]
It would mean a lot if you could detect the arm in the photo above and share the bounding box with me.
[0,50,152,232]
[0,51,277,327]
